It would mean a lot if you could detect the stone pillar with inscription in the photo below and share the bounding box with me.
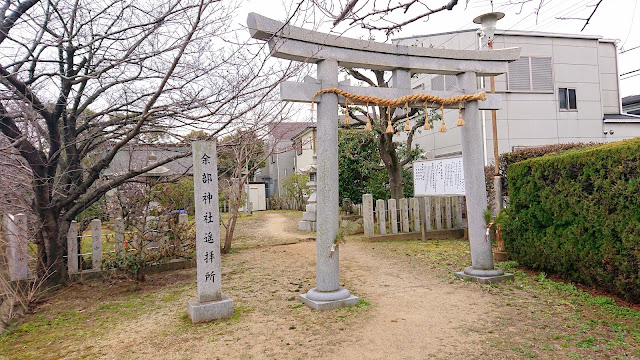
[187,140,234,323]
[91,219,102,270]
[4,214,31,280]
[67,220,79,274]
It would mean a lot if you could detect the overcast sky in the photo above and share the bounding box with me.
[238,0,639,98]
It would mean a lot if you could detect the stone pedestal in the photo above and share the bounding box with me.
[299,288,360,311]
[188,140,233,323]
[455,267,514,284]
[187,295,234,323]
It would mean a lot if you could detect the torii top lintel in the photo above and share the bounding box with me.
[247,13,520,76]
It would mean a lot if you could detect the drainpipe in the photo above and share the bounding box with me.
[478,30,489,166]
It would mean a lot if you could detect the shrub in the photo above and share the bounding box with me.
[502,138,640,302]
[102,213,195,281]
[484,142,598,206]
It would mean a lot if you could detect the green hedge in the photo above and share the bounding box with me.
[502,138,640,302]
[484,142,597,203]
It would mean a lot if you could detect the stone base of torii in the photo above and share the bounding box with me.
[248,13,516,310]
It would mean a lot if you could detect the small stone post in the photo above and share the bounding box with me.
[363,194,374,237]
[4,214,31,280]
[399,198,409,233]
[376,199,386,235]
[114,218,125,253]
[424,197,432,231]
[178,213,189,225]
[388,198,398,234]
[445,197,453,229]
[457,196,465,228]
[411,198,420,232]
[299,59,358,310]
[67,221,78,274]
[188,140,233,322]
[455,71,511,283]
[91,219,102,270]
[435,197,443,231]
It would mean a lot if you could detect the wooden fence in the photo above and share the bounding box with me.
[0,213,191,279]
[362,194,466,238]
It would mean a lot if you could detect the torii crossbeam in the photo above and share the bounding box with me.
[248,13,519,310]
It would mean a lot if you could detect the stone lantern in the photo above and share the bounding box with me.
[298,155,317,231]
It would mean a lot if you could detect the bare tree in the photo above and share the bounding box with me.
[311,0,460,35]
[341,68,427,200]
[218,101,304,253]
[0,0,300,283]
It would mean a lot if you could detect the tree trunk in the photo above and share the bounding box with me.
[378,132,405,201]
[36,208,68,284]
[388,163,404,201]
[222,182,243,254]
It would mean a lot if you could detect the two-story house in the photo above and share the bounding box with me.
[394,29,639,163]
[291,124,317,178]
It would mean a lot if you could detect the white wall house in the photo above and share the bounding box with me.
[291,124,317,176]
[394,29,639,163]
[254,122,309,198]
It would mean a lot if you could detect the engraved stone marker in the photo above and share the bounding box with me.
[187,140,233,323]
[363,194,374,237]
[376,199,386,235]
[4,214,31,280]
[114,218,125,253]
[67,220,78,274]
[91,219,102,269]
[388,199,398,234]
[400,198,409,233]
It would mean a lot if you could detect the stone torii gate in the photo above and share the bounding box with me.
[248,13,518,310]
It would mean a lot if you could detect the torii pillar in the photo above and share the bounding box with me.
[247,14,517,310]
[298,58,360,310]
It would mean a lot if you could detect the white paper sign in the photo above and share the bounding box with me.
[413,157,465,196]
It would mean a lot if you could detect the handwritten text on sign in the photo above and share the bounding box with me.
[413,157,465,196]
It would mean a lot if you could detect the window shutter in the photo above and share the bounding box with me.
[531,57,553,91]
[431,75,444,91]
[508,57,531,91]
[445,75,458,91]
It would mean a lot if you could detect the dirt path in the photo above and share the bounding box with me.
[262,212,309,242]
[335,240,497,359]
[241,212,501,359]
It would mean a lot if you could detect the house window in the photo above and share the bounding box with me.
[309,173,316,182]
[507,57,552,92]
[559,88,577,110]
[294,140,302,155]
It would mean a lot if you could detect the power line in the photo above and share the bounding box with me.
[620,0,638,49]
[620,68,640,77]
[525,0,593,32]
[620,44,640,54]
[621,72,640,80]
